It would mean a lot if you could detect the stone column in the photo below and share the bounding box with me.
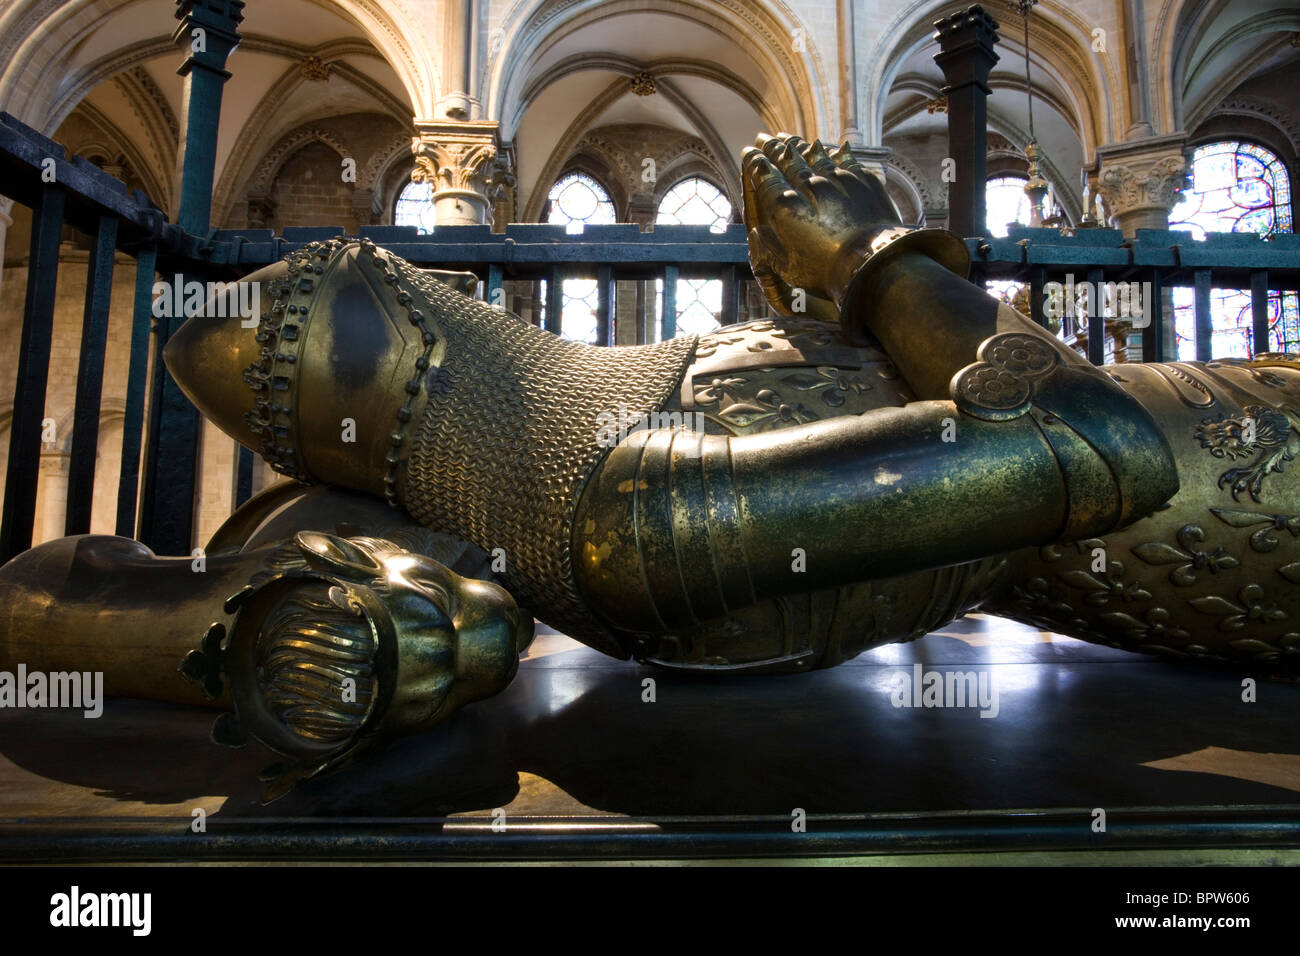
[350,188,377,231]
[1094,134,1189,362]
[933,4,1000,239]
[627,195,657,228]
[837,0,862,146]
[437,0,474,120]
[36,451,69,547]
[411,121,508,227]
[244,190,275,229]
[1120,0,1155,139]
[1094,133,1189,236]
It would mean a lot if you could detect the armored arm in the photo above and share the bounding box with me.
[571,136,1179,636]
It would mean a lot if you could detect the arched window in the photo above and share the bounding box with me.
[656,177,732,338]
[394,180,437,235]
[543,172,617,342]
[547,171,617,228]
[984,175,1034,312]
[658,176,732,229]
[985,174,1034,239]
[1169,141,1297,357]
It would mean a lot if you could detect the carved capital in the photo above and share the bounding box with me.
[1094,134,1191,231]
[411,122,499,193]
[410,121,506,225]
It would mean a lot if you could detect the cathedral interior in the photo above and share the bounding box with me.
[0,0,1298,866]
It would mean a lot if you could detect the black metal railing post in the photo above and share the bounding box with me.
[933,5,999,240]
[64,213,118,534]
[545,266,563,335]
[662,265,678,339]
[0,183,65,561]
[171,0,245,235]
[139,0,244,555]
[1085,266,1106,364]
[1193,268,1213,361]
[595,264,613,346]
[1250,269,1270,355]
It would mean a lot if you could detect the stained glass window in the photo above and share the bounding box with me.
[656,177,732,337]
[547,172,617,228]
[546,173,617,342]
[1169,141,1297,358]
[394,180,437,234]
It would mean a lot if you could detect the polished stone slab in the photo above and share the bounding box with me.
[0,614,1295,834]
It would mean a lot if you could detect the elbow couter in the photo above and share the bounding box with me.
[949,331,1181,541]
[1017,366,1180,538]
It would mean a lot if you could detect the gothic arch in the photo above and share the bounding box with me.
[521,76,741,221]
[360,131,415,193]
[868,0,1112,157]
[1197,97,1300,158]
[547,162,625,220]
[486,0,831,139]
[67,101,169,208]
[1161,0,1300,134]
[887,151,935,213]
[511,54,783,136]
[249,125,355,195]
[0,0,436,128]
[212,54,410,221]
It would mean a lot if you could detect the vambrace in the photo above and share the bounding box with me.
[573,331,1178,635]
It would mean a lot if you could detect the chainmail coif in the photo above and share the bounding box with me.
[397,259,697,655]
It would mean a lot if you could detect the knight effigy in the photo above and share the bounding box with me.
[2,134,1297,798]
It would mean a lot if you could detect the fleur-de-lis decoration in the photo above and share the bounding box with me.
[1058,559,1152,607]
[779,366,872,407]
[769,324,836,348]
[1131,524,1239,585]
[1012,575,1075,616]
[693,375,749,406]
[692,332,747,359]
[1211,507,1300,553]
[1099,606,1190,646]
[1190,583,1289,631]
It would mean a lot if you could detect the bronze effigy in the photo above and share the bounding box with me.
[1,134,1296,797]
